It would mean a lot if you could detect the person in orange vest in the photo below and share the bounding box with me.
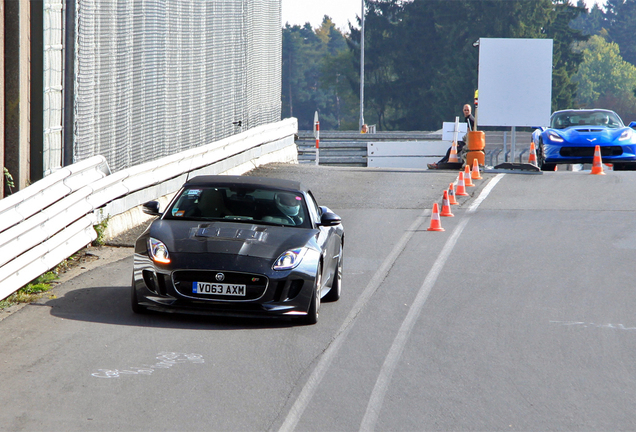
[428,104,475,169]
[360,124,368,134]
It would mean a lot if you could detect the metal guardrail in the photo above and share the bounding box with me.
[296,130,533,167]
[0,119,298,300]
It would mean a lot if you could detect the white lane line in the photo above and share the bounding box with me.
[467,173,505,213]
[277,210,430,432]
[359,174,505,432]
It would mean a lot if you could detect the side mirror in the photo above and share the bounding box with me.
[319,206,341,226]
[629,121,636,129]
[142,201,161,216]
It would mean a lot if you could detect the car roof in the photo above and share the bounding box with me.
[551,108,617,116]
[183,175,306,192]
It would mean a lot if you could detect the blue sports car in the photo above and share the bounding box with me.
[532,109,636,170]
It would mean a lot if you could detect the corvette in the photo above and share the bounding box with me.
[532,109,636,170]
[131,175,344,325]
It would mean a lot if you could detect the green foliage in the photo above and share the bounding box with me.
[573,34,636,120]
[355,0,586,130]
[604,0,636,67]
[4,167,15,195]
[284,0,592,131]
[282,18,359,130]
[92,215,110,246]
[0,272,58,309]
[570,1,606,36]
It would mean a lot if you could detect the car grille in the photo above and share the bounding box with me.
[173,270,268,301]
[560,146,623,157]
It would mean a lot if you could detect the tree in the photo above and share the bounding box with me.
[542,1,588,111]
[604,0,636,67]
[570,1,606,36]
[573,34,636,120]
[354,0,585,130]
[281,18,357,130]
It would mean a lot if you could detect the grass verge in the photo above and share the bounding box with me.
[0,250,97,310]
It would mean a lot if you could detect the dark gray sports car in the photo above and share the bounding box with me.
[131,175,344,324]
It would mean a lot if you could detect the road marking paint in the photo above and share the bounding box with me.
[551,321,636,331]
[278,174,505,432]
[467,173,505,213]
[278,210,430,432]
[91,352,204,378]
[360,174,504,431]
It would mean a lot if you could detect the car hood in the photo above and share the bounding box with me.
[149,220,319,260]
[547,126,627,144]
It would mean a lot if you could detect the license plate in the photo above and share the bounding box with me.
[192,282,246,296]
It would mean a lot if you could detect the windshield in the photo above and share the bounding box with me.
[550,110,624,129]
[164,186,311,228]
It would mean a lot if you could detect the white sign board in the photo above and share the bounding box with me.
[477,38,553,127]
[442,122,468,141]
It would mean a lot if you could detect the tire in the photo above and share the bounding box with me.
[537,140,556,171]
[323,244,342,302]
[131,277,149,314]
[303,265,321,325]
[614,163,636,171]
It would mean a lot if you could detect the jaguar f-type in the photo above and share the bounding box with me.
[131,175,344,325]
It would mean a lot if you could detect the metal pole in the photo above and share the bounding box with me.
[511,126,516,163]
[314,111,320,166]
[359,0,365,130]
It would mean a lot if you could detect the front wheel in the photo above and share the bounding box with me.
[303,265,322,325]
[324,244,343,302]
[537,140,556,171]
[131,277,149,314]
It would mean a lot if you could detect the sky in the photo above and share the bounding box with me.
[281,0,605,31]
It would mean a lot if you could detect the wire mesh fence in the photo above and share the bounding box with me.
[43,0,65,175]
[72,0,282,173]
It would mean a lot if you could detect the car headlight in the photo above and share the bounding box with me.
[273,247,307,270]
[148,237,171,264]
[619,129,633,141]
[547,132,564,143]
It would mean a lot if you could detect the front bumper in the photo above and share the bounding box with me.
[544,142,636,164]
[132,251,320,318]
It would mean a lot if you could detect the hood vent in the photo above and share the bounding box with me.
[192,224,268,242]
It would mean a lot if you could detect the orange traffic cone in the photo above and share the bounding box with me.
[456,172,469,196]
[591,145,605,175]
[471,158,482,180]
[448,182,459,205]
[464,165,475,187]
[427,203,445,231]
[448,141,459,163]
[528,142,537,166]
[440,190,454,217]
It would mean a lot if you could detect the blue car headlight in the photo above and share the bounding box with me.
[619,129,633,141]
[148,237,171,264]
[547,132,564,143]
[273,247,308,270]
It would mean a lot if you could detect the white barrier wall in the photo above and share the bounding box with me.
[367,141,449,168]
[0,119,297,300]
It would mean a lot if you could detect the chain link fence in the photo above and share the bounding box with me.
[43,0,65,175]
[71,0,282,173]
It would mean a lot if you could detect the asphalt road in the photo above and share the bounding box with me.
[2,164,636,431]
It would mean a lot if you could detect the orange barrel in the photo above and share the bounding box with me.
[466,131,485,166]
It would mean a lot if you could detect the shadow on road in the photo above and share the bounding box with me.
[39,285,300,330]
